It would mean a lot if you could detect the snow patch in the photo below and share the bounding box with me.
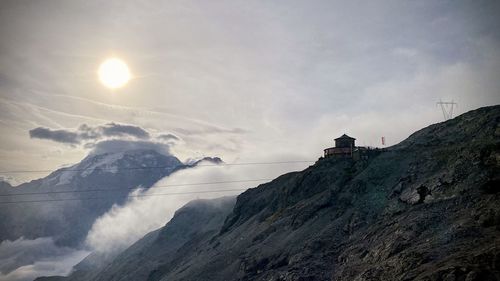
[55,171,78,186]
[80,152,124,177]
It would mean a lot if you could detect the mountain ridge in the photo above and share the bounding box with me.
[37,105,500,280]
[0,148,184,246]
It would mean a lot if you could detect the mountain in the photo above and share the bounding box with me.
[186,156,224,166]
[38,105,500,281]
[0,180,12,190]
[49,197,236,281]
[0,149,183,246]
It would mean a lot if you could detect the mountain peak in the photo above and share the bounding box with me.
[184,156,224,166]
[1,147,184,247]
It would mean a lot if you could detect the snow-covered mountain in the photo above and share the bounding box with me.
[38,149,182,189]
[0,149,185,246]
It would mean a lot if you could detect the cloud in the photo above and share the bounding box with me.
[2,0,497,184]
[173,127,247,136]
[29,123,153,145]
[88,139,171,156]
[0,175,19,186]
[98,123,150,139]
[29,127,79,144]
[0,237,89,281]
[157,133,180,141]
[84,155,308,253]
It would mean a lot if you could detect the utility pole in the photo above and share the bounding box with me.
[436,100,457,121]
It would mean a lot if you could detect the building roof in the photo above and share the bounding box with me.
[334,134,356,140]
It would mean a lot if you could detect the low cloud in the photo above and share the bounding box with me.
[0,175,19,186]
[94,123,150,139]
[0,237,89,281]
[87,139,171,156]
[84,156,307,253]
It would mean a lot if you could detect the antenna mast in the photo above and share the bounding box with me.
[436,100,457,121]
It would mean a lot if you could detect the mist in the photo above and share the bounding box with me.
[84,157,309,253]
[0,237,89,281]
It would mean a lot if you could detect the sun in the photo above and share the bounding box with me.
[98,58,131,89]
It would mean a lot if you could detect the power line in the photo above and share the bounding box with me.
[0,178,272,197]
[196,160,314,167]
[0,188,248,204]
[0,160,315,204]
[0,160,315,174]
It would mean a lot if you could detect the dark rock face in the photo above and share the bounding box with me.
[60,105,500,280]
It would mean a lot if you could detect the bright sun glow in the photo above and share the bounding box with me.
[98,58,131,89]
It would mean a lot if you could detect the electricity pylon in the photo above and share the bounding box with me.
[437,100,457,121]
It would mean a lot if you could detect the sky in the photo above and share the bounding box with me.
[1,0,500,184]
[1,1,500,280]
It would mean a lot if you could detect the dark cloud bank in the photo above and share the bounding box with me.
[28,127,80,144]
[29,123,151,145]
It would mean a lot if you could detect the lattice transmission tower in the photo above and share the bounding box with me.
[436,100,457,121]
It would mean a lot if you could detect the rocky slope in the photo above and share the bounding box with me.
[38,197,236,281]
[48,105,500,281]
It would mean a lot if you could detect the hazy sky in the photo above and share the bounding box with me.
[1,0,499,183]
